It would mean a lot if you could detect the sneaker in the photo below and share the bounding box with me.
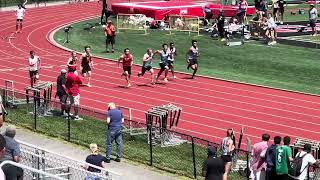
[106,50,110,53]
[164,78,168,82]
[74,116,83,121]
[111,50,115,53]
[173,75,177,79]
[221,38,226,41]
[151,81,155,85]
[115,158,121,162]
[280,21,283,25]
[127,83,131,87]
[137,73,142,77]
[105,159,111,163]
[87,84,92,87]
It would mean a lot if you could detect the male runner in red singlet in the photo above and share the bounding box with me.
[80,46,93,87]
[67,51,78,74]
[118,48,133,88]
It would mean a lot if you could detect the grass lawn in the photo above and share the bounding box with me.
[4,103,248,180]
[54,14,320,95]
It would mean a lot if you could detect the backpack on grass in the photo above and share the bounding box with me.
[289,152,307,177]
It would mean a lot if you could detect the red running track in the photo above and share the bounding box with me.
[0,2,319,148]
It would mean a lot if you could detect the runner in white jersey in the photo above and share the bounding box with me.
[28,51,41,87]
[15,4,25,33]
[138,48,155,84]
[186,40,199,79]
[155,43,170,83]
[166,42,177,79]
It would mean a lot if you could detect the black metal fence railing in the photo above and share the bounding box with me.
[1,88,252,179]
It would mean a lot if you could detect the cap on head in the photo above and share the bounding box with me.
[310,4,315,6]
[107,19,112,23]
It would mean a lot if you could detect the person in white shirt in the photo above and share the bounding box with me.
[266,13,277,45]
[28,51,41,87]
[309,4,318,36]
[137,48,155,84]
[15,4,25,33]
[289,144,320,180]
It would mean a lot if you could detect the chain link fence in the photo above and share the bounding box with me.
[0,88,282,180]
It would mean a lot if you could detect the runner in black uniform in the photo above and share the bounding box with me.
[81,46,93,87]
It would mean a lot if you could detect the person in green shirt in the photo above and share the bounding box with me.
[276,136,294,179]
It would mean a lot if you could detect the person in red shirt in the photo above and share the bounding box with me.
[118,48,133,88]
[81,46,93,87]
[65,68,82,120]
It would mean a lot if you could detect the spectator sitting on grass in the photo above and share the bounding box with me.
[83,143,108,178]
[202,146,225,180]
[0,126,23,180]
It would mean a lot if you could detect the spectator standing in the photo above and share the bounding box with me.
[203,6,213,26]
[65,68,82,120]
[0,95,8,128]
[266,136,281,180]
[272,0,279,21]
[217,12,226,41]
[289,144,320,180]
[0,134,6,180]
[202,146,225,180]
[106,103,124,163]
[100,0,112,24]
[275,136,293,180]
[15,4,25,33]
[56,69,68,116]
[266,13,277,45]
[0,126,23,180]
[104,20,116,53]
[309,4,318,36]
[83,143,108,179]
[237,0,248,24]
[221,129,235,180]
[278,0,286,24]
[251,133,270,180]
